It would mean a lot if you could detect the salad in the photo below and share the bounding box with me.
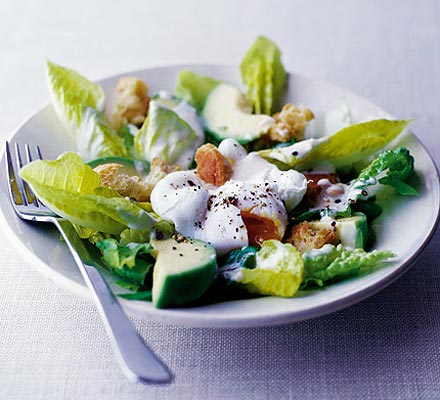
[19,37,418,309]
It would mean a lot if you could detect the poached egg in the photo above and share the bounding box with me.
[151,139,307,255]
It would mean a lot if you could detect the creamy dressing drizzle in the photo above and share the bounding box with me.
[303,243,336,259]
[310,176,376,217]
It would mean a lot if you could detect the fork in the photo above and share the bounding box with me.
[5,141,173,384]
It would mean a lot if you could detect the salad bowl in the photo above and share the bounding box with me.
[1,64,439,327]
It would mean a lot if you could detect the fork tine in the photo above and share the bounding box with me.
[36,145,43,160]
[14,143,37,206]
[14,142,24,169]
[24,144,32,163]
[5,141,25,205]
[24,144,39,206]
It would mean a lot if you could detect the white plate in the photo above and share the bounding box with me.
[1,65,439,327]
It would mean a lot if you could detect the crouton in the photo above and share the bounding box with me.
[110,77,150,131]
[94,163,151,202]
[147,157,181,188]
[265,104,314,146]
[284,221,338,254]
[94,158,180,202]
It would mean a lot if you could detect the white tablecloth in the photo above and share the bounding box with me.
[1,1,439,399]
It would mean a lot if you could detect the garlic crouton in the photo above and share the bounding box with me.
[147,158,181,188]
[94,158,181,202]
[110,77,150,131]
[265,104,314,146]
[94,163,151,202]
[285,221,338,254]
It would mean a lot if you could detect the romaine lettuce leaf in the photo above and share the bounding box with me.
[316,146,417,218]
[46,61,131,161]
[117,222,175,245]
[219,246,258,273]
[174,70,220,112]
[301,244,395,288]
[96,238,155,287]
[116,124,138,155]
[46,60,105,139]
[97,238,153,269]
[71,224,112,243]
[240,36,286,115]
[119,229,152,246]
[134,101,198,168]
[19,152,158,235]
[260,119,411,170]
[154,95,205,154]
[77,107,128,161]
[355,146,418,196]
[219,240,304,297]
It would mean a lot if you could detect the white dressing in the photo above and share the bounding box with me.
[265,137,325,165]
[310,177,375,215]
[219,140,307,212]
[171,100,205,148]
[218,138,247,163]
[151,94,205,167]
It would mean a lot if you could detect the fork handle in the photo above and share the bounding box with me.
[54,219,173,384]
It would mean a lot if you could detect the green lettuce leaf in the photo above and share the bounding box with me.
[46,61,130,160]
[96,238,154,268]
[240,36,286,115]
[96,238,155,287]
[355,146,417,196]
[19,152,158,235]
[219,246,258,273]
[174,70,220,112]
[319,147,417,218]
[116,124,138,152]
[301,244,395,288]
[219,240,304,298]
[134,101,198,168]
[118,223,175,245]
[119,229,152,246]
[77,107,128,161]
[71,224,112,243]
[260,119,411,170]
[46,60,105,139]
[97,238,153,269]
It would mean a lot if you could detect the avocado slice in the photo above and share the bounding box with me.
[151,237,217,308]
[308,212,368,249]
[175,71,275,144]
[202,83,275,144]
